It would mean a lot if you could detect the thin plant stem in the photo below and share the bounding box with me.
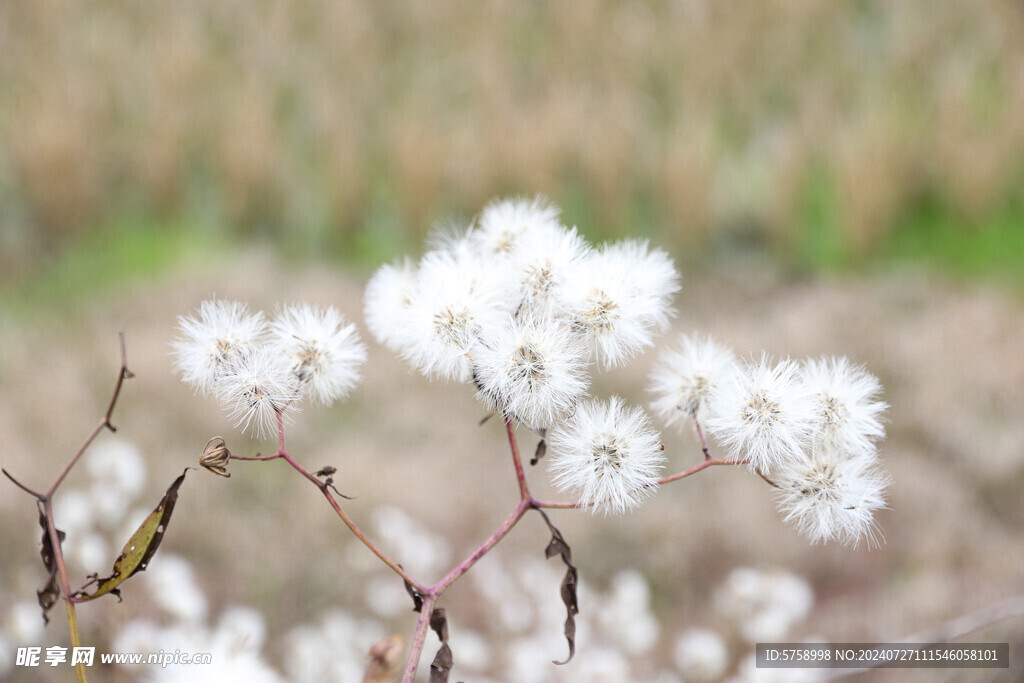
[432,499,530,594]
[47,332,132,497]
[691,408,712,460]
[4,335,132,683]
[42,498,87,682]
[234,446,423,592]
[533,457,751,509]
[402,593,438,683]
[505,417,531,500]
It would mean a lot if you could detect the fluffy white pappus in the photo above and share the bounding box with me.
[562,241,679,368]
[269,304,366,406]
[647,333,737,429]
[215,346,300,439]
[775,444,889,548]
[603,239,680,332]
[472,316,590,429]
[548,396,665,514]
[509,220,592,319]
[470,195,563,259]
[801,356,887,461]
[400,246,512,381]
[363,257,417,352]
[173,299,267,394]
[704,355,815,472]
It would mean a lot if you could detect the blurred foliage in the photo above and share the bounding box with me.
[1,0,1022,287]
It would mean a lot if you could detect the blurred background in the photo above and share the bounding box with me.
[1,1,1023,681]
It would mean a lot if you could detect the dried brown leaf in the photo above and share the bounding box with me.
[74,469,189,601]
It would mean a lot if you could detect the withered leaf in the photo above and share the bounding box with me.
[404,575,424,612]
[74,468,189,601]
[429,607,452,683]
[37,511,66,624]
[531,438,547,466]
[537,509,578,665]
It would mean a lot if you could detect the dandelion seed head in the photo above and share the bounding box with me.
[363,257,417,353]
[802,356,887,461]
[510,221,591,319]
[173,299,267,394]
[648,333,737,429]
[548,397,665,514]
[563,241,679,367]
[473,316,590,428]
[471,195,562,258]
[215,347,300,439]
[399,247,511,381]
[270,304,366,406]
[776,445,889,548]
[705,355,815,472]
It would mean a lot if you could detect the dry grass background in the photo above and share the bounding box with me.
[2,0,1024,680]
[2,0,1024,277]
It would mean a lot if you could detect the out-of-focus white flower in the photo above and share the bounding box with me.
[399,246,511,381]
[472,316,589,428]
[364,257,418,352]
[52,489,97,538]
[705,356,815,472]
[801,357,887,461]
[284,610,385,683]
[548,396,665,514]
[674,628,729,681]
[173,299,267,394]
[563,241,679,367]
[8,600,46,642]
[215,347,299,439]
[146,554,209,625]
[269,304,366,406]
[715,567,813,643]
[69,531,108,572]
[471,195,563,259]
[598,570,660,654]
[115,609,284,683]
[85,438,147,498]
[509,221,591,319]
[775,444,889,547]
[648,333,737,429]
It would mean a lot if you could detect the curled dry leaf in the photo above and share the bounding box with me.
[429,607,453,683]
[537,509,579,665]
[74,469,190,601]
[36,511,65,624]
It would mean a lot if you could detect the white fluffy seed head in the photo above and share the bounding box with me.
[647,333,737,429]
[363,257,418,353]
[801,356,887,461]
[509,221,591,320]
[215,346,300,439]
[269,304,366,406]
[173,299,268,394]
[563,240,679,368]
[548,396,665,514]
[705,355,816,472]
[399,246,512,382]
[471,195,563,259]
[472,316,590,429]
[775,444,889,548]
